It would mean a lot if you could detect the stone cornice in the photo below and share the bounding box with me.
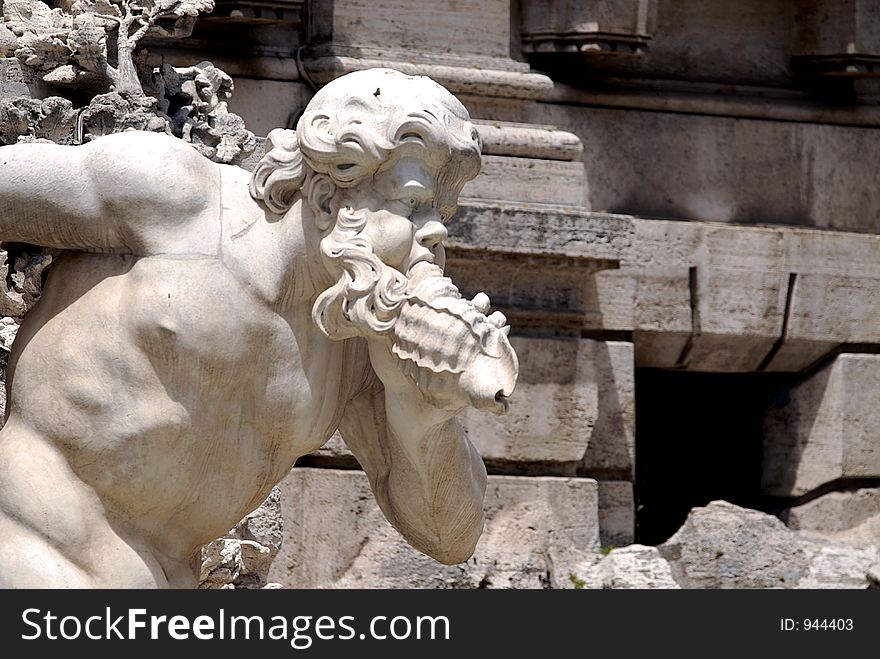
[302,54,554,101]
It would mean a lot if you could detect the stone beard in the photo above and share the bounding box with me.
[313,203,409,339]
[314,201,516,413]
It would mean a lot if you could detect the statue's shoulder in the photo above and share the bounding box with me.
[82,131,221,215]
[215,161,266,238]
[86,131,218,179]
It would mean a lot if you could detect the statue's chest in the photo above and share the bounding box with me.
[125,257,303,412]
[123,256,342,456]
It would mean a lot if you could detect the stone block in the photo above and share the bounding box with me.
[595,217,790,371]
[594,215,880,372]
[537,102,880,233]
[449,203,629,264]
[444,256,605,329]
[462,155,587,207]
[766,229,880,371]
[680,225,787,371]
[580,545,680,590]
[783,488,880,534]
[659,501,809,589]
[597,481,634,547]
[459,338,634,476]
[269,468,600,589]
[795,536,879,590]
[594,217,696,366]
[763,354,880,497]
[330,0,512,60]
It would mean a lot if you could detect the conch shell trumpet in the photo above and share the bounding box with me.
[390,262,518,414]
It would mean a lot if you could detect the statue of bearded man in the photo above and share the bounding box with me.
[0,68,518,588]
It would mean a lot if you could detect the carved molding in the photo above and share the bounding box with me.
[474,120,583,162]
[793,0,880,78]
[302,54,554,100]
[445,200,629,332]
[201,0,304,24]
[520,0,655,57]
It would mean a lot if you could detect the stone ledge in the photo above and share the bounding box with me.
[303,55,553,100]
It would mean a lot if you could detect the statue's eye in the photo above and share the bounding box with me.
[407,198,418,208]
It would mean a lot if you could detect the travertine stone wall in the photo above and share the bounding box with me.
[535,104,880,233]
[783,488,880,535]
[595,219,880,373]
[763,354,880,497]
[270,468,600,589]
[460,338,633,473]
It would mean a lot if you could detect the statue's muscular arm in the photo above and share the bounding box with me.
[0,131,220,255]
[338,339,487,565]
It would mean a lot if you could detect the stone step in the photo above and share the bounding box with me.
[269,468,601,588]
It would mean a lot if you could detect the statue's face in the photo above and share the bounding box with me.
[345,155,449,275]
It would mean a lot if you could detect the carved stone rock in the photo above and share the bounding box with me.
[580,544,679,589]
[0,0,255,164]
[199,486,283,589]
[659,500,877,589]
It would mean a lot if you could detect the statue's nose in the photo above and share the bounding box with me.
[415,219,448,250]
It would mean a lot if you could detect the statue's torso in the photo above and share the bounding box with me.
[4,247,350,562]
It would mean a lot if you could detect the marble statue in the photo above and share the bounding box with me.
[0,67,518,587]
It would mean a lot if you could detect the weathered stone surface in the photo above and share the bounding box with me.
[458,338,633,473]
[600,220,786,371]
[0,94,77,144]
[462,155,586,207]
[270,468,600,589]
[537,101,880,233]
[766,229,880,370]
[199,487,283,589]
[598,481,634,547]
[587,503,878,589]
[329,0,512,60]
[837,510,880,548]
[592,215,880,371]
[659,501,809,588]
[449,202,629,263]
[580,545,680,590]
[784,488,880,534]
[445,204,628,333]
[763,354,880,497]
[226,78,311,138]
[794,533,878,589]
[530,0,792,86]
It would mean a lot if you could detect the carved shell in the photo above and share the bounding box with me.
[390,264,518,413]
